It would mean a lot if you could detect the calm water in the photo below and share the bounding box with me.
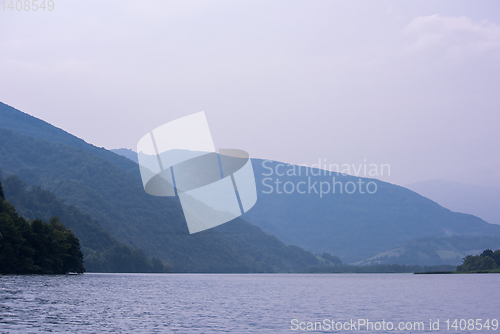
[1,273,499,333]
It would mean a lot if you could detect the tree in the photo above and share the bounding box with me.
[457,251,498,272]
[492,249,500,267]
[481,249,494,258]
[62,228,85,273]
[2,175,173,273]
[0,191,85,274]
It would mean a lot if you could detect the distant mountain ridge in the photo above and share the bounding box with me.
[241,159,500,263]
[405,179,500,225]
[3,101,500,267]
[111,148,138,164]
[111,142,500,264]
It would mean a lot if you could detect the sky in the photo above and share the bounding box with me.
[1,0,499,187]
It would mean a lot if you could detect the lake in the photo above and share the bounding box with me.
[1,273,499,333]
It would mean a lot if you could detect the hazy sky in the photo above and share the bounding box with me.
[1,0,499,187]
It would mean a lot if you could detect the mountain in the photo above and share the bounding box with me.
[0,124,319,272]
[239,159,500,263]
[113,146,500,264]
[353,236,500,266]
[405,179,500,225]
[111,148,138,164]
[0,102,140,178]
[3,101,500,268]
[1,174,172,273]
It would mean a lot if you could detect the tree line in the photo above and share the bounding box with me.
[457,249,500,272]
[0,180,85,274]
[1,174,173,273]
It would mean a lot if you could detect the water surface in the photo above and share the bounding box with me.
[1,273,499,333]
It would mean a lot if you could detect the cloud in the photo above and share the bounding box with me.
[403,14,500,61]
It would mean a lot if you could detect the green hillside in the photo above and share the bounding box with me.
[0,101,139,178]
[0,128,319,272]
[1,174,172,273]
